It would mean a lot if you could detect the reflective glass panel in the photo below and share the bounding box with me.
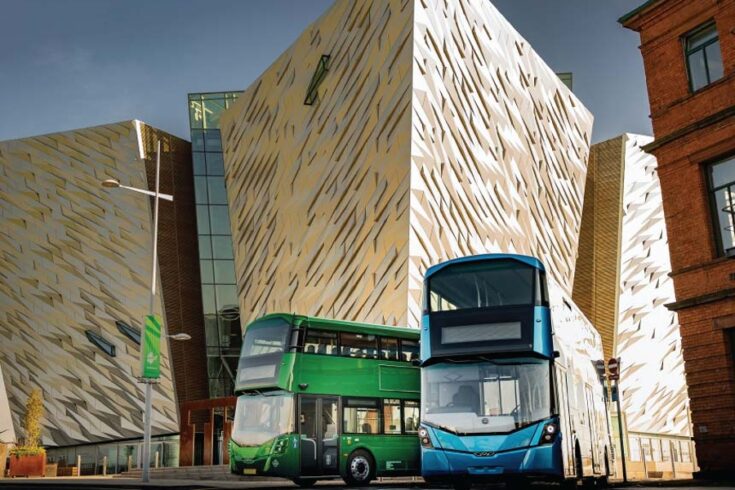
[191,130,205,152]
[686,24,717,50]
[705,42,724,82]
[188,100,204,129]
[202,286,216,315]
[215,284,238,311]
[210,206,231,235]
[204,130,222,152]
[687,50,708,91]
[200,260,214,284]
[194,176,208,204]
[207,177,228,205]
[214,260,236,284]
[198,235,212,259]
[206,152,225,176]
[212,235,234,259]
[710,157,735,188]
[196,205,210,234]
[203,99,227,129]
[192,153,206,175]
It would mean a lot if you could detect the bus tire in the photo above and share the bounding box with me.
[291,478,316,488]
[344,449,375,486]
[453,480,471,490]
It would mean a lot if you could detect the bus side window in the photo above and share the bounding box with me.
[403,400,420,434]
[382,399,401,434]
[343,398,380,434]
[380,337,399,360]
[341,333,378,359]
[304,329,338,355]
[401,339,419,362]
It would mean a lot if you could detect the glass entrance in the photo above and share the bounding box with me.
[299,396,339,475]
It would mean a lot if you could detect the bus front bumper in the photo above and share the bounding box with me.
[421,443,562,480]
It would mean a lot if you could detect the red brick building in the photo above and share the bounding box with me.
[621,0,735,477]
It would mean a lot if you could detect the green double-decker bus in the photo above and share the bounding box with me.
[229,313,421,487]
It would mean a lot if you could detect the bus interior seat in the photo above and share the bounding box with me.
[317,344,326,355]
[361,423,372,434]
[306,345,316,353]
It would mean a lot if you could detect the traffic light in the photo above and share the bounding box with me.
[608,357,620,380]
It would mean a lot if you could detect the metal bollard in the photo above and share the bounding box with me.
[127,455,132,472]
[154,451,160,469]
[76,455,81,476]
[102,456,107,476]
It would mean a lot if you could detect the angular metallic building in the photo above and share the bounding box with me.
[221,0,594,328]
[0,121,208,469]
[573,134,695,478]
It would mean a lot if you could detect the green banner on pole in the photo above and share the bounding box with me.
[140,315,162,379]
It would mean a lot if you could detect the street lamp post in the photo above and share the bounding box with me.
[101,140,183,483]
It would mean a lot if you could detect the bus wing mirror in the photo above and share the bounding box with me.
[553,350,560,359]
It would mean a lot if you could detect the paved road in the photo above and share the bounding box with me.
[0,479,733,490]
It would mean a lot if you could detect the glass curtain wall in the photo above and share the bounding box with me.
[188,92,242,397]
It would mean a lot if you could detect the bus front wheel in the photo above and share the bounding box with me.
[344,449,375,486]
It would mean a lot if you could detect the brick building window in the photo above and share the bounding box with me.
[707,155,735,255]
[727,328,735,377]
[684,22,724,92]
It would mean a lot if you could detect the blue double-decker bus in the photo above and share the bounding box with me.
[418,254,611,488]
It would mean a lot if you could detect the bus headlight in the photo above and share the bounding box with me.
[418,427,433,448]
[540,422,558,444]
[274,438,288,454]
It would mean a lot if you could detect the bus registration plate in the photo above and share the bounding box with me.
[243,469,257,475]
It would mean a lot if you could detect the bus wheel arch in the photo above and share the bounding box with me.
[343,449,375,487]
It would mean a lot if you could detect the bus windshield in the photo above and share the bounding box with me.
[421,358,551,433]
[231,393,295,446]
[241,317,291,357]
[429,260,536,311]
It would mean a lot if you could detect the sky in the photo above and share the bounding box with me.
[0,0,648,144]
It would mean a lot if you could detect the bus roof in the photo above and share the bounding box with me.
[248,313,420,339]
[424,254,546,279]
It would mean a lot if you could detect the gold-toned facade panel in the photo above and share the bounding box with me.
[572,136,625,361]
[408,0,594,324]
[0,122,178,446]
[574,133,691,437]
[221,0,415,327]
[616,134,690,436]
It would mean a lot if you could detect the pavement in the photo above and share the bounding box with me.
[0,477,733,490]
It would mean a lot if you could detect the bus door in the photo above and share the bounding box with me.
[299,396,339,475]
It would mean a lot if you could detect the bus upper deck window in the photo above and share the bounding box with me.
[380,337,399,360]
[401,340,419,362]
[341,333,378,359]
[304,329,338,355]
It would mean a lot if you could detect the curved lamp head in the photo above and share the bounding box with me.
[101,179,121,188]
[168,333,192,341]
